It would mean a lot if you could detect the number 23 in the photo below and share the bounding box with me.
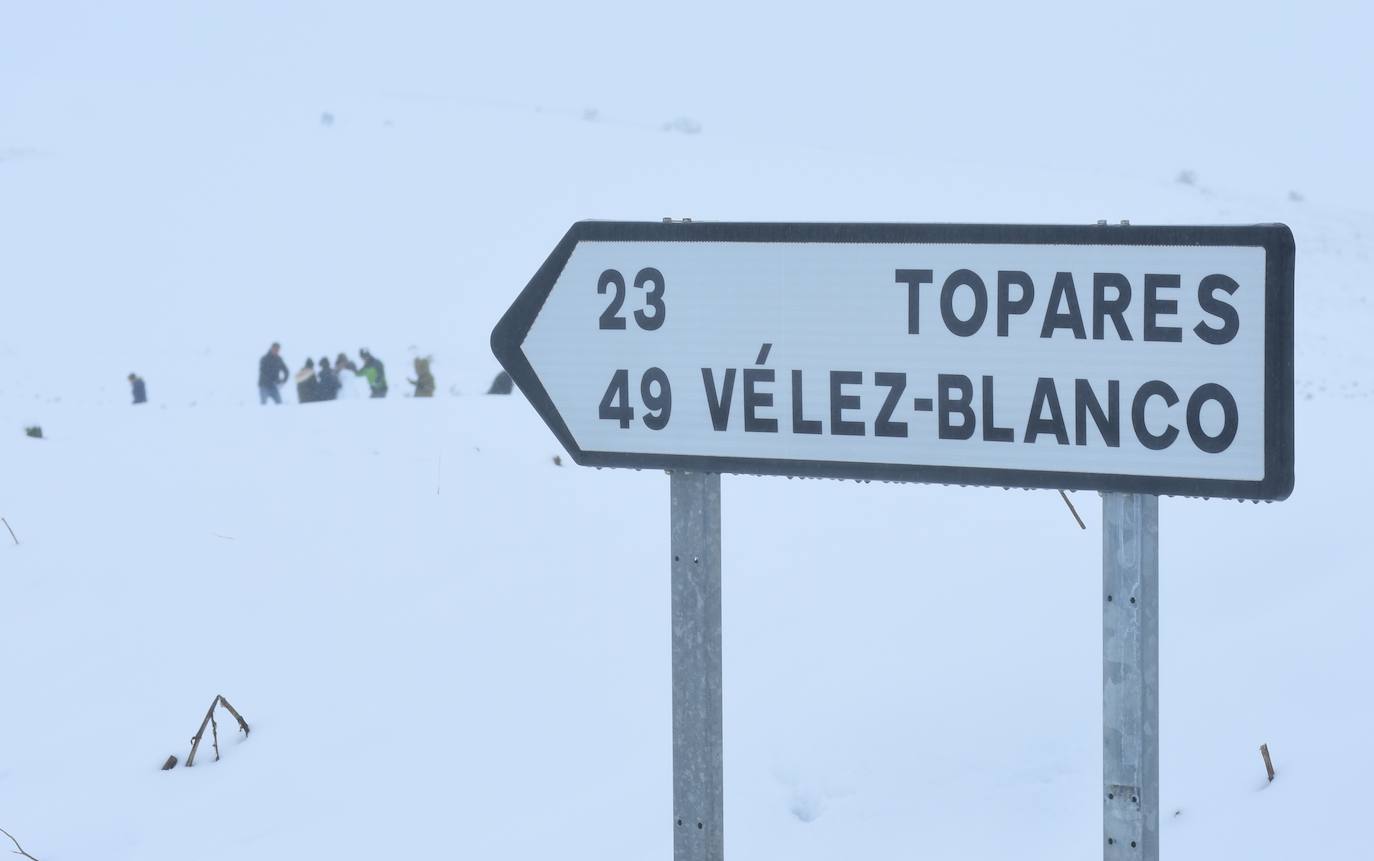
[598,268,665,330]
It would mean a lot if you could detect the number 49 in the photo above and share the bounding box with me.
[599,368,672,430]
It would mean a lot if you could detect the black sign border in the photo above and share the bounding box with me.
[491,221,1294,501]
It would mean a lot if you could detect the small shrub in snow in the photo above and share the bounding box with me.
[23,425,41,439]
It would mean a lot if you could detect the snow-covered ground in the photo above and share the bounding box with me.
[3,2,1373,858]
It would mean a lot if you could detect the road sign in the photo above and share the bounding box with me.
[491,221,1294,500]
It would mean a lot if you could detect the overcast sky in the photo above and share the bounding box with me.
[4,0,1371,209]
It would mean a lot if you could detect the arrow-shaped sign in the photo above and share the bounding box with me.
[492,221,1293,500]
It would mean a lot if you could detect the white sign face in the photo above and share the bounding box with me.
[493,223,1294,500]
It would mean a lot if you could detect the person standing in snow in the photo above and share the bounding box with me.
[128,373,147,404]
[359,348,388,398]
[295,357,319,404]
[334,353,370,399]
[258,342,289,405]
[316,357,341,401]
[408,356,435,397]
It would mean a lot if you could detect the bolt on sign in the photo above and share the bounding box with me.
[492,221,1293,500]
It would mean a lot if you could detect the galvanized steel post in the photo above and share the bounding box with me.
[671,471,724,861]
[1102,492,1159,860]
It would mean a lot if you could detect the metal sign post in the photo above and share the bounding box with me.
[1102,492,1159,860]
[671,470,724,861]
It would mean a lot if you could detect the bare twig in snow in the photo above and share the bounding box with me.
[2,518,17,545]
[0,826,41,861]
[184,695,250,768]
[186,698,217,768]
[1058,490,1086,530]
[210,709,221,762]
[216,695,251,736]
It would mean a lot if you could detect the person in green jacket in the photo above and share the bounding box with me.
[359,348,388,398]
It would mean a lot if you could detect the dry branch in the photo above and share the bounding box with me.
[184,695,250,768]
[1058,490,1086,530]
[210,709,221,762]
[0,826,41,861]
[216,695,251,736]
[2,518,17,546]
[185,699,217,768]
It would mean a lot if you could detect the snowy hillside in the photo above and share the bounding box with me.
[4,2,1374,859]
[2,347,1371,860]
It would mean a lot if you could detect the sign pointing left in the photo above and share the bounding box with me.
[492,219,1292,499]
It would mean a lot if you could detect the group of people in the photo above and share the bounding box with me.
[257,343,435,404]
[123,344,437,406]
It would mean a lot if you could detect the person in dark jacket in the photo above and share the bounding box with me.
[258,342,289,405]
[408,356,435,397]
[359,348,388,398]
[296,358,319,403]
[128,373,147,404]
[316,357,341,401]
